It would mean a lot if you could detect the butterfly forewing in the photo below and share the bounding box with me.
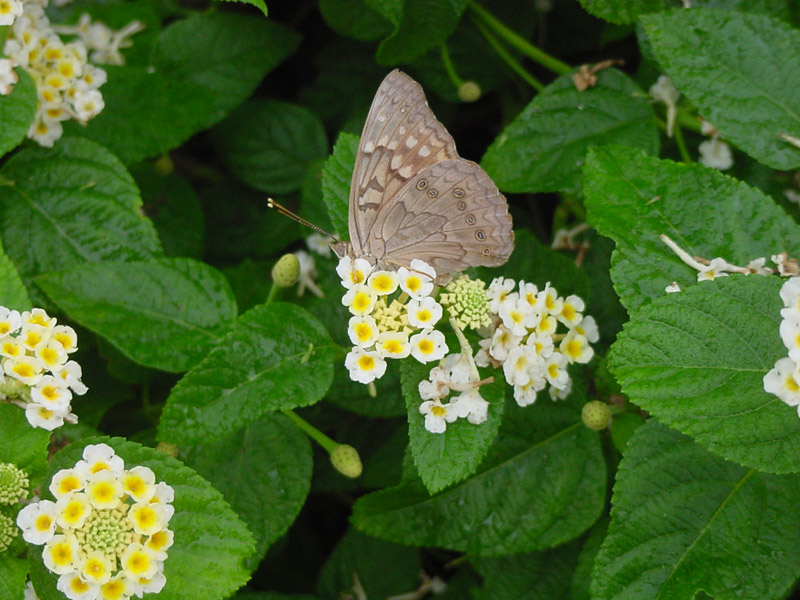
[349,70,458,255]
[367,160,514,277]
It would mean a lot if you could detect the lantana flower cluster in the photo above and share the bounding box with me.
[339,257,449,384]
[764,277,800,409]
[17,444,174,600]
[0,306,86,431]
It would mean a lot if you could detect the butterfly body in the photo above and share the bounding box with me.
[338,70,513,282]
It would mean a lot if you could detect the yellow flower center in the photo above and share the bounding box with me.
[417,340,434,354]
[786,375,799,393]
[13,363,35,378]
[562,304,575,320]
[353,293,371,311]
[406,276,421,292]
[355,323,372,342]
[383,340,403,355]
[59,476,81,495]
[357,355,375,371]
[431,405,446,417]
[35,514,53,531]
[566,339,582,359]
[417,309,431,323]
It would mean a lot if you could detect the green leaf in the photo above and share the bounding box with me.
[37,258,237,373]
[317,528,420,599]
[352,400,605,555]
[609,274,800,473]
[576,0,664,24]
[0,68,36,158]
[327,360,406,418]
[213,100,328,195]
[0,556,27,600]
[68,14,300,164]
[30,437,256,600]
[0,137,162,301]
[321,132,358,239]
[402,359,505,494]
[642,9,800,169]
[0,404,50,489]
[583,145,800,312]
[158,303,336,445]
[374,0,469,66]
[234,593,321,600]
[184,413,312,567]
[222,0,268,16]
[592,421,800,600]
[570,518,609,600]
[471,539,581,599]
[0,237,31,311]
[319,0,393,41]
[132,166,205,259]
[481,69,658,194]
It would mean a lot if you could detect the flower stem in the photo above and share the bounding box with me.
[673,122,692,163]
[472,18,544,92]
[440,43,463,88]
[468,1,571,76]
[266,283,280,305]
[281,409,338,453]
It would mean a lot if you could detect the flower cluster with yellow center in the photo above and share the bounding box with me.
[16,443,174,600]
[0,306,86,430]
[338,257,449,384]
[764,277,800,408]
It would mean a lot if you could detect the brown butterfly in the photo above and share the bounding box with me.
[332,70,514,282]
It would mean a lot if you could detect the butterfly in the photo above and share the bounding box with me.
[331,69,514,283]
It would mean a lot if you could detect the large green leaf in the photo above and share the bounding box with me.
[0,237,30,311]
[222,0,268,16]
[0,68,36,158]
[67,14,300,164]
[184,413,312,567]
[352,400,605,555]
[402,359,505,494]
[0,138,161,302]
[321,132,358,240]
[576,0,789,25]
[319,0,393,41]
[28,437,255,600]
[609,274,800,473]
[592,421,800,600]
[37,258,238,373]
[158,303,336,445]
[0,403,49,489]
[0,557,27,600]
[642,9,800,169]
[213,100,328,195]
[583,145,800,312]
[481,69,658,194]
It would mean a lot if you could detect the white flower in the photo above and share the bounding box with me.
[17,500,58,544]
[36,340,69,371]
[410,330,448,363]
[144,529,174,560]
[665,282,682,293]
[5,355,45,385]
[345,347,386,384]
[419,399,460,433]
[43,534,80,574]
[50,469,86,499]
[342,284,377,316]
[0,338,26,360]
[57,572,100,600]
[58,360,88,395]
[535,282,563,316]
[699,138,733,170]
[55,492,91,529]
[28,117,64,148]
[781,277,800,314]
[294,250,324,298]
[499,297,539,336]
[122,466,156,503]
[0,58,18,95]
[367,270,400,296]
[453,388,488,424]
[573,315,599,344]
[488,325,522,362]
[649,75,680,136]
[526,331,554,359]
[487,277,516,313]
[77,444,125,477]
[24,581,38,600]
[514,378,545,407]
[375,331,411,359]
[306,233,332,257]
[397,260,436,299]
[134,570,166,596]
[120,543,158,581]
[503,346,537,387]
[518,280,539,308]
[550,377,573,400]
[85,470,123,510]
[780,315,800,362]
[0,0,23,26]
[31,375,72,411]
[0,306,21,337]
[405,297,443,328]
[19,323,50,351]
[336,256,373,288]
[419,366,450,400]
[128,502,169,536]
[347,315,379,348]
[543,352,569,390]
[558,294,585,327]
[444,353,472,385]
[560,331,594,364]
[25,404,68,430]
[764,357,800,406]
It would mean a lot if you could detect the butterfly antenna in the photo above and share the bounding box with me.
[267,198,339,241]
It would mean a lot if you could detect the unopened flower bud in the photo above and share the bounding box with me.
[582,401,612,431]
[0,463,29,504]
[458,81,481,103]
[154,154,174,176]
[272,254,300,288]
[0,512,17,551]
[330,444,362,478]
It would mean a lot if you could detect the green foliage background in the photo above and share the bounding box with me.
[2,0,800,599]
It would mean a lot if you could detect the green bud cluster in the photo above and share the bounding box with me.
[440,275,492,330]
[581,401,612,431]
[0,512,17,552]
[0,463,29,504]
[74,503,136,563]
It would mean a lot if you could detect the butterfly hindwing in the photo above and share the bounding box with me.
[349,70,458,255]
[366,159,514,277]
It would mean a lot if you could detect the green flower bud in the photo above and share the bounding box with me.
[154,153,174,176]
[272,254,300,288]
[156,442,179,458]
[330,444,362,479]
[0,512,16,552]
[582,401,612,431]
[458,81,481,103]
[0,463,29,505]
